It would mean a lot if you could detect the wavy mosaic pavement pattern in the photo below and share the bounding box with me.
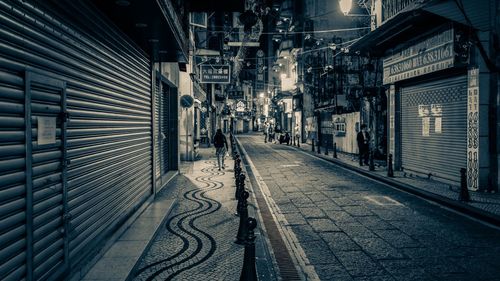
[134,161,243,281]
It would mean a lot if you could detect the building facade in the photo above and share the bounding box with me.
[353,0,499,190]
[0,0,187,279]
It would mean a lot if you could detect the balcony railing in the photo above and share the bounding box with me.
[382,0,419,22]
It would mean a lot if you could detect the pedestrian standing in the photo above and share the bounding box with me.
[356,124,370,166]
[213,129,228,171]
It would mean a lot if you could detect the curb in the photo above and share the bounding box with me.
[294,145,500,228]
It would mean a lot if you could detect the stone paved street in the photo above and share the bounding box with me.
[238,133,500,281]
[132,149,276,281]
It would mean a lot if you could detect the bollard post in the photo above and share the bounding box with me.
[311,139,315,152]
[459,168,470,202]
[387,154,394,177]
[369,149,375,171]
[235,191,249,244]
[317,140,321,154]
[236,173,246,202]
[234,157,241,177]
[297,137,300,147]
[324,140,329,155]
[333,142,337,158]
[239,217,258,281]
[293,136,296,146]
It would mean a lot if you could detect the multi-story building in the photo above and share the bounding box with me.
[352,0,499,191]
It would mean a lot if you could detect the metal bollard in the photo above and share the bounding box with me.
[317,140,321,154]
[236,173,246,202]
[459,168,470,202]
[293,137,296,146]
[387,154,394,177]
[311,139,315,152]
[297,137,300,147]
[333,142,337,158]
[234,157,241,177]
[235,191,249,244]
[324,140,328,155]
[239,217,258,281]
[369,150,375,171]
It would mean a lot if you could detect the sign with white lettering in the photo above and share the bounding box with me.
[383,27,455,84]
[38,116,56,145]
[200,65,231,84]
[256,49,265,91]
[467,67,479,190]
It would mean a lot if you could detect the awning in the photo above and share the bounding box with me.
[193,80,207,102]
[349,1,449,56]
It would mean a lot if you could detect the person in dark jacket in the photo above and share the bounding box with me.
[357,124,370,166]
[213,129,228,171]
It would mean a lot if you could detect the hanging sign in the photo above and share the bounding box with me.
[256,49,265,91]
[200,65,231,84]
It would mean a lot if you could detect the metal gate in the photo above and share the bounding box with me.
[0,70,69,281]
[29,73,69,281]
[155,75,179,179]
[400,75,467,182]
[0,1,152,279]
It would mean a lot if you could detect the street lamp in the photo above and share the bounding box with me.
[338,0,352,16]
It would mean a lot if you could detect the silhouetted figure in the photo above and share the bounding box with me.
[357,124,370,166]
[213,129,228,171]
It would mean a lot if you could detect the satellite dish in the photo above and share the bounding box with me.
[180,95,194,108]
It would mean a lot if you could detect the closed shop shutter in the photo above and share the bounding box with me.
[400,75,467,182]
[160,83,170,174]
[0,1,152,278]
[0,68,29,281]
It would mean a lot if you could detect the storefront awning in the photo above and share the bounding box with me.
[350,2,448,56]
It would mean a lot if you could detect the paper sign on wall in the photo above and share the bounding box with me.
[38,116,56,145]
[422,117,430,137]
[434,117,442,133]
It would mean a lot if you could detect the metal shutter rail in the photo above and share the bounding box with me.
[0,0,153,279]
[401,75,467,182]
[154,78,161,179]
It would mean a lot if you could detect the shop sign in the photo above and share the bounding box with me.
[256,49,265,91]
[467,67,479,190]
[383,27,454,84]
[200,65,231,84]
[236,100,246,112]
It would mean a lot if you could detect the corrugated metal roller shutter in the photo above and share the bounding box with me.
[400,75,467,182]
[0,0,153,277]
[0,69,27,281]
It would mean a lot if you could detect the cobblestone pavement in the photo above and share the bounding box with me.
[297,141,500,217]
[133,154,250,281]
[238,134,500,281]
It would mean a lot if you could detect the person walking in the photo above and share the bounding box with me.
[264,122,269,143]
[356,124,370,166]
[294,124,300,147]
[213,129,228,171]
